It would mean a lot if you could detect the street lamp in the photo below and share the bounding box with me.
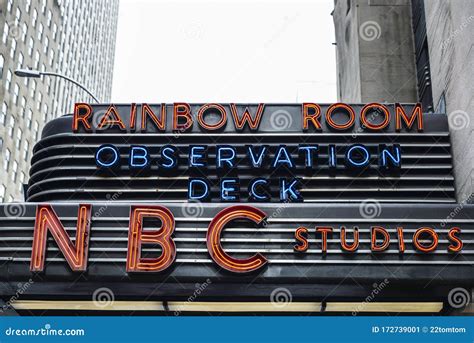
[14,68,100,103]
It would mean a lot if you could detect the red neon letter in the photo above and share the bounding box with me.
[207,205,267,273]
[397,227,405,253]
[340,226,359,252]
[413,227,438,253]
[141,103,166,131]
[371,226,390,251]
[126,206,176,272]
[360,103,390,130]
[230,104,265,131]
[395,103,423,131]
[316,226,333,253]
[447,227,463,252]
[173,103,193,132]
[98,105,126,130]
[294,226,309,252]
[325,103,355,130]
[30,204,91,272]
[197,103,227,131]
[302,103,322,130]
[72,103,92,132]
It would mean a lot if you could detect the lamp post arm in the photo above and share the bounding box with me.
[40,71,100,103]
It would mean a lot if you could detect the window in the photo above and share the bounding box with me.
[11,161,18,182]
[34,121,39,140]
[8,116,14,137]
[34,50,39,68]
[5,70,12,91]
[37,92,42,110]
[0,54,4,79]
[10,38,16,58]
[25,0,31,13]
[47,10,52,27]
[49,49,54,66]
[2,22,9,44]
[13,83,19,105]
[16,128,22,149]
[0,184,5,202]
[21,23,27,42]
[23,141,30,160]
[32,9,37,27]
[26,109,32,128]
[43,103,48,120]
[4,148,11,171]
[52,23,57,41]
[37,23,43,40]
[21,97,26,117]
[43,36,49,53]
[7,0,13,12]
[19,172,26,192]
[17,52,23,69]
[14,8,21,26]
[30,79,36,97]
[1,102,7,125]
[41,0,46,13]
[28,37,33,56]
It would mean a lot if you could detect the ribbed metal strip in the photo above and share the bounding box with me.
[27,127,454,202]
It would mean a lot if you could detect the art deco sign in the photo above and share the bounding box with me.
[22,103,466,275]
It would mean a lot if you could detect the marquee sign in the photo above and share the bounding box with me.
[0,103,471,308]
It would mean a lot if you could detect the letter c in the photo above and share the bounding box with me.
[207,205,267,273]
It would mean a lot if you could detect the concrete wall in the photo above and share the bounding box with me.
[333,0,417,102]
[423,0,474,202]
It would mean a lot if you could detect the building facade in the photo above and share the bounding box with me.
[333,0,474,203]
[0,0,119,202]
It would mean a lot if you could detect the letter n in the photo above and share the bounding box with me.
[30,204,92,272]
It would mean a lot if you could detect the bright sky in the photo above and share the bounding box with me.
[111,0,337,103]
